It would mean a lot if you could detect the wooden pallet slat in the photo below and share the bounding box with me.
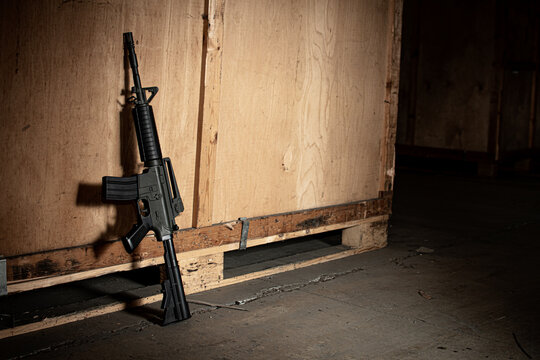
[6,198,389,290]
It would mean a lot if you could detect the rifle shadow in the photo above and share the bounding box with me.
[71,268,165,325]
[76,53,141,259]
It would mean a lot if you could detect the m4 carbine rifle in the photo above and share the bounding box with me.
[102,32,190,325]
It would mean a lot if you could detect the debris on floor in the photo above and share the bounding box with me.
[415,246,434,254]
[417,289,433,300]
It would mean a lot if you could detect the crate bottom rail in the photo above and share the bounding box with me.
[5,196,391,293]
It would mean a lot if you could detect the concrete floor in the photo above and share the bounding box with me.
[2,170,540,359]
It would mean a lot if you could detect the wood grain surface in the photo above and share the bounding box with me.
[0,0,204,256]
[212,0,393,222]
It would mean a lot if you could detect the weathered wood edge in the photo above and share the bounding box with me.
[6,196,391,284]
[192,0,226,227]
[379,0,403,194]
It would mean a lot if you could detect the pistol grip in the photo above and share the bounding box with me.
[123,222,150,253]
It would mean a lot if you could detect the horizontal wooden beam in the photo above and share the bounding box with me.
[7,215,388,294]
[6,196,390,285]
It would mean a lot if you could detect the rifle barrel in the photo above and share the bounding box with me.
[123,32,146,103]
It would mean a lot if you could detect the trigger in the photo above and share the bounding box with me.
[138,199,150,217]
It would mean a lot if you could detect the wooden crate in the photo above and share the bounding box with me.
[0,0,402,294]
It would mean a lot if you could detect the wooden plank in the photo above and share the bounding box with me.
[396,0,420,146]
[536,62,540,148]
[342,218,388,249]
[0,298,157,340]
[499,70,533,156]
[8,215,388,293]
[216,247,379,288]
[211,0,392,223]
[0,244,382,340]
[501,0,539,66]
[6,197,390,284]
[528,18,539,149]
[487,0,505,159]
[0,0,204,257]
[412,1,496,152]
[497,0,539,159]
[528,69,537,149]
[193,0,226,227]
[243,215,388,250]
[379,0,403,193]
[8,252,222,295]
[179,253,224,293]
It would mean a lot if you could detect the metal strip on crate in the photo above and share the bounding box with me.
[0,256,7,296]
[238,217,250,250]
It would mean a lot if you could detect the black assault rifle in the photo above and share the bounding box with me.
[102,32,190,325]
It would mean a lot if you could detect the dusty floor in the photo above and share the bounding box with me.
[2,170,540,359]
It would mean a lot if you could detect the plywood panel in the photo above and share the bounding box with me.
[500,70,533,154]
[536,72,540,148]
[412,0,496,152]
[499,0,539,156]
[396,0,420,146]
[0,0,204,256]
[502,0,539,65]
[211,0,391,223]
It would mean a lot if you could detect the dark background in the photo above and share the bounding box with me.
[397,0,540,176]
